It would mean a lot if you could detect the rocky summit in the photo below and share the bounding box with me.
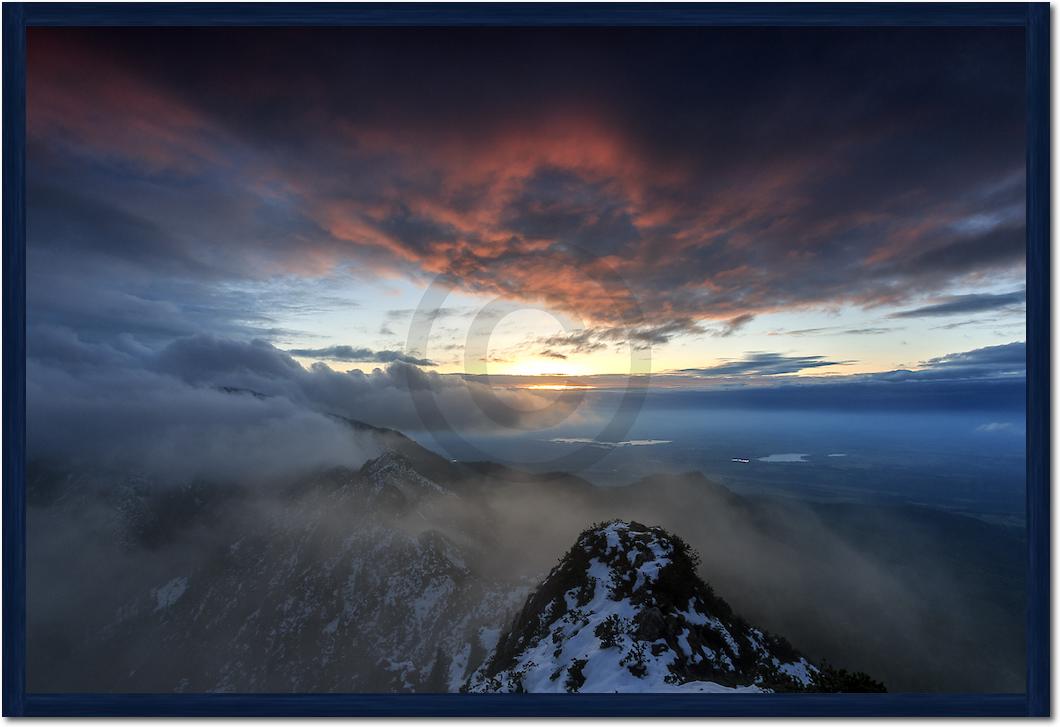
[465,520,882,693]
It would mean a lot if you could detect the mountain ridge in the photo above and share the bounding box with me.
[26,417,1020,692]
[465,519,884,693]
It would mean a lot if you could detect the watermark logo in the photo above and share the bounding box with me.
[405,248,651,472]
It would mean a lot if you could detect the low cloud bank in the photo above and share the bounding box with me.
[286,345,435,367]
[27,328,561,483]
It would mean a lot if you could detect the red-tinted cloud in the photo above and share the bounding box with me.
[26,28,1027,345]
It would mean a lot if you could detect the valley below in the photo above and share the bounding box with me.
[27,417,1025,693]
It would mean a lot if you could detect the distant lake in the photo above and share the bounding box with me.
[758,453,810,463]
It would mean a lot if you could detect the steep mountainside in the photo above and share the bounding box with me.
[29,451,529,692]
[29,416,1009,692]
[466,520,882,693]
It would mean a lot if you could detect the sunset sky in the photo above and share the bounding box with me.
[26,27,1026,389]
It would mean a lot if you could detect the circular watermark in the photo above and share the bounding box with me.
[461,298,588,430]
[405,248,651,472]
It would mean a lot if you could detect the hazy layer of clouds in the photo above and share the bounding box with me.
[773,326,894,337]
[287,345,435,367]
[871,341,1026,382]
[28,321,1025,488]
[27,330,564,483]
[537,318,707,356]
[461,341,1027,412]
[890,289,1026,318]
[28,456,1023,692]
[675,352,853,377]
[27,331,376,484]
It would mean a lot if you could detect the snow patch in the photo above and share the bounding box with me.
[153,576,188,611]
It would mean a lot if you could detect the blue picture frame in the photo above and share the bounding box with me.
[2,2,1049,717]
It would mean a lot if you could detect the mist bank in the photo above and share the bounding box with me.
[28,330,1024,489]
[633,379,1025,412]
[27,418,1025,693]
[26,331,1026,693]
[27,330,577,484]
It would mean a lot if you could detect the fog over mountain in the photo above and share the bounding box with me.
[27,349,1024,692]
[27,331,577,485]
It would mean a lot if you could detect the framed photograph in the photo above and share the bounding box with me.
[2,2,1049,717]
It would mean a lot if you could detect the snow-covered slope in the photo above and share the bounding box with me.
[73,453,529,692]
[465,520,822,693]
[28,433,885,693]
